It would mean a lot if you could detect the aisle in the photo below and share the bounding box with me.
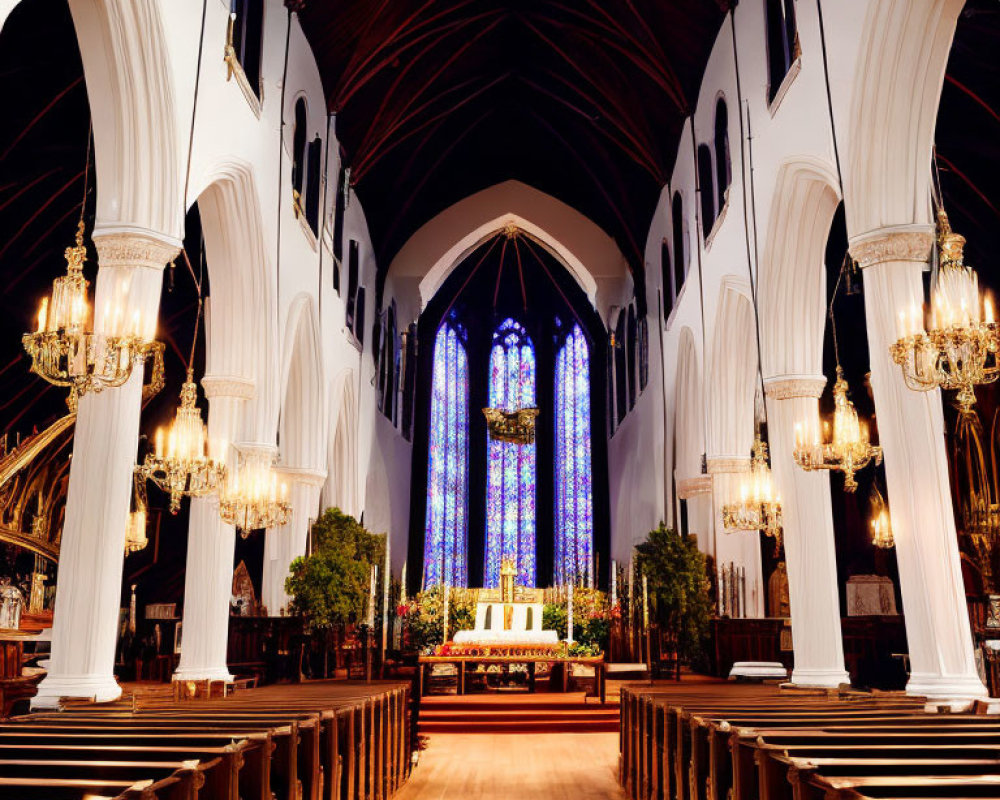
[395,732,626,800]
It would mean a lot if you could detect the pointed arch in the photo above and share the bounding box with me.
[758,157,841,378]
[195,160,278,444]
[68,0,183,239]
[279,294,326,471]
[324,370,359,517]
[707,279,757,458]
[675,327,704,480]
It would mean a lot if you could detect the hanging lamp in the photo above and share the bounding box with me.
[22,126,164,410]
[793,267,882,491]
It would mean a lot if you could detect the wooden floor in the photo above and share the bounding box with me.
[396,732,626,799]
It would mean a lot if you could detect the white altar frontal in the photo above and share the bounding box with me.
[453,601,558,645]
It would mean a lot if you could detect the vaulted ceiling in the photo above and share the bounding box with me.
[295,0,729,282]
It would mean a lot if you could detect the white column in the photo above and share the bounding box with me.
[173,377,255,683]
[850,228,986,700]
[706,458,764,618]
[34,230,179,707]
[262,467,326,615]
[764,376,850,688]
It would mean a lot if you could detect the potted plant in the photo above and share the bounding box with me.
[285,508,384,676]
[635,523,713,672]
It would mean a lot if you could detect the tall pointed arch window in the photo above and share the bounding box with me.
[423,323,469,587]
[555,324,593,585]
[485,318,537,587]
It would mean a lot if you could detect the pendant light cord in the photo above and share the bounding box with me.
[79,121,93,225]
[729,8,770,436]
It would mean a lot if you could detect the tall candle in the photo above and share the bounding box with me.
[442,583,450,643]
[610,559,617,606]
[399,560,407,605]
[567,581,574,643]
[642,574,649,628]
[367,564,377,628]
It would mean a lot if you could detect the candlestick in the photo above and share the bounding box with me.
[567,581,574,643]
[367,564,377,628]
[442,583,450,643]
[642,574,649,628]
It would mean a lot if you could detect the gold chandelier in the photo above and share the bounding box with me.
[483,407,540,445]
[889,209,998,413]
[793,367,882,492]
[22,221,165,410]
[722,436,783,541]
[218,446,291,536]
[136,369,227,514]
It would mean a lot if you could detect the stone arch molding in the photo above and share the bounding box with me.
[758,157,841,380]
[845,0,963,238]
[279,294,326,472]
[68,0,184,242]
[707,277,757,459]
[674,326,704,481]
[195,160,279,445]
[388,180,631,313]
[324,370,360,518]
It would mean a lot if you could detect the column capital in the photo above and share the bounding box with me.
[676,475,712,499]
[201,375,256,401]
[705,456,750,475]
[277,466,328,487]
[92,228,181,272]
[848,225,934,269]
[764,374,827,400]
[235,441,278,459]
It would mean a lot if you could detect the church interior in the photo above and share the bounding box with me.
[0,0,999,797]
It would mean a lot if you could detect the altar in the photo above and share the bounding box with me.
[450,559,559,646]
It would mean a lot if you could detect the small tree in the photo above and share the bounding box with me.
[285,508,384,632]
[635,523,712,666]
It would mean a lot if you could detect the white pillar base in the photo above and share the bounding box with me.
[790,667,851,689]
[172,666,234,683]
[32,674,122,708]
[906,672,989,702]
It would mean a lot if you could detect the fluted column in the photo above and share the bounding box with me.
[262,467,327,615]
[850,228,986,700]
[34,230,179,707]
[173,376,254,683]
[764,375,850,687]
[706,457,764,618]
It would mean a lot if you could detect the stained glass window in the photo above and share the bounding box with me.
[555,324,593,585]
[423,323,469,587]
[485,318,537,587]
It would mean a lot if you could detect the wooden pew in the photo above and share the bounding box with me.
[0,757,219,800]
[0,741,252,800]
[0,729,272,800]
[789,761,1000,800]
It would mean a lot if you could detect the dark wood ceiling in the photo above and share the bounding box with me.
[295,0,729,282]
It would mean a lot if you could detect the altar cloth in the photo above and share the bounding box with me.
[452,629,559,645]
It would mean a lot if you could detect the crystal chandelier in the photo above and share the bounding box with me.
[218,446,291,536]
[22,221,165,410]
[136,369,227,513]
[889,209,998,413]
[722,436,783,541]
[793,367,882,492]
